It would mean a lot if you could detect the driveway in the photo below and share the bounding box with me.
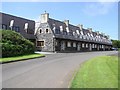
[2,51,117,88]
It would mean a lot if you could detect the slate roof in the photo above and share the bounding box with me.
[43,18,112,45]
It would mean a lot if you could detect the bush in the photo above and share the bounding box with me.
[0,30,35,57]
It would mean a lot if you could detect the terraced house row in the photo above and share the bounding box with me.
[0,12,112,52]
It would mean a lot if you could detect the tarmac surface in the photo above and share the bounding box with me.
[2,51,118,88]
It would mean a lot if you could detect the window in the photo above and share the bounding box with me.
[94,44,96,48]
[40,29,42,33]
[90,33,93,37]
[11,26,20,32]
[15,26,20,32]
[80,31,84,35]
[76,30,80,35]
[73,42,76,47]
[37,41,44,47]
[82,43,84,48]
[73,32,75,36]
[55,29,60,34]
[67,42,71,47]
[87,33,90,36]
[60,26,63,32]
[53,27,56,31]
[79,35,82,39]
[46,29,49,33]
[16,27,19,32]
[55,41,58,46]
[24,23,28,30]
[10,20,14,27]
[2,24,7,30]
[92,44,94,48]
[66,27,69,33]
[83,35,86,39]
[86,35,89,40]
[86,43,88,48]
[63,31,67,35]
[102,45,104,48]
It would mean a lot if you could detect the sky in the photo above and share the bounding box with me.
[1,2,118,40]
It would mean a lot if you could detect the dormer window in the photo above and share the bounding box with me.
[90,33,93,37]
[60,26,63,32]
[24,23,28,32]
[76,30,80,35]
[9,20,14,30]
[66,27,69,33]
[73,32,75,36]
[86,35,89,40]
[10,20,14,27]
[80,31,84,35]
[87,33,90,37]
[24,23,28,29]
[46,29,49,33]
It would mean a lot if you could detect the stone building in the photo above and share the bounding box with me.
[35,12,112,52]
[0,12,36,44]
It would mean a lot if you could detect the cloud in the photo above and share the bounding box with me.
[82,2,115,16]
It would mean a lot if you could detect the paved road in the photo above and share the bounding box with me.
[2,51,117,88]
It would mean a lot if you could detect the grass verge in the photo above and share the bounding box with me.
[0,53,45,63]
[71,56,118,88]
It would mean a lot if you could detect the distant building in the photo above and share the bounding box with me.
[0,12,36,44]
[35,12,112,52]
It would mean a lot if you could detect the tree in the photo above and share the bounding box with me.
[111,40,120,48]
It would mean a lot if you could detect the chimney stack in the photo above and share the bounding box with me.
[64,20,69,26]
[87,28,92,32]
[77,24,83,30]
[41,12,49,23]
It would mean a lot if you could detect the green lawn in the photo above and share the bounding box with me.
[0,53,45,63]
[71,56,118,88]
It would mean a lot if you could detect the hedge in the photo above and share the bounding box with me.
[0,30,35,57]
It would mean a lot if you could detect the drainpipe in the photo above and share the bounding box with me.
[53,36,55,53]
